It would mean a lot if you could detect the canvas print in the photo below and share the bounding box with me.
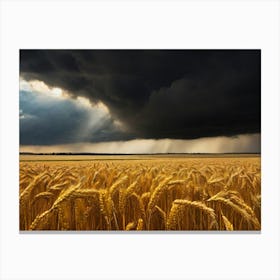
[19,50,261,231]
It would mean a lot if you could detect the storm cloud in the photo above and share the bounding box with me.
[20,134,261,154]
[20,50,261,147]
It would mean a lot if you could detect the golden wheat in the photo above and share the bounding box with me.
[20,156,261,231]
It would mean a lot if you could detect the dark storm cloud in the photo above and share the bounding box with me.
[20,50,260,143]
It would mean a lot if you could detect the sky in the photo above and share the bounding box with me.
[20,50,261,154]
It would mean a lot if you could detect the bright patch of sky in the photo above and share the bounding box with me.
[20,79,124,145]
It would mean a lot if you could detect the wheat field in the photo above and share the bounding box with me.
[19,156,261,231]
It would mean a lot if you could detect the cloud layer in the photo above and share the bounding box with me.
[20,134,261,154]
[20,50,261,145]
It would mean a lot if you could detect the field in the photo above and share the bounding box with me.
[19,155,261,231]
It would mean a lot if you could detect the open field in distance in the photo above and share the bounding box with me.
[20,155,261,231]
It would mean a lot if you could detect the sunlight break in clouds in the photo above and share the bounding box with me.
[20,79,67,99]
[20,133,260,154]
[19,78,128,145]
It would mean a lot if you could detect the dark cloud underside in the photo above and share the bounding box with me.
[20,50,260,145]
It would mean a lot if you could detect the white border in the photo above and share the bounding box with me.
[1,1,279,279]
